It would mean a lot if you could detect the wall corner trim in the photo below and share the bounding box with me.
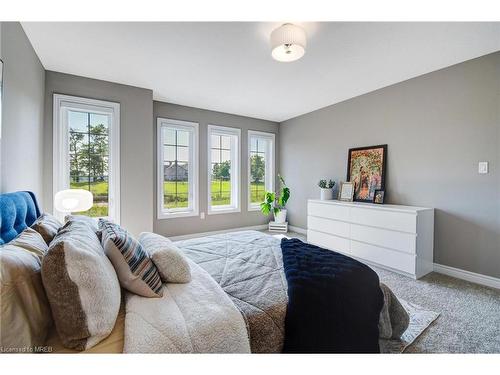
[288,225,307,235]
[433,263,500,290]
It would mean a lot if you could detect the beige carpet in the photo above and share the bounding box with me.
[374,267,500,353]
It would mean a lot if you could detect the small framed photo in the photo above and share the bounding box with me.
[338,182,354,202]
[373,190,385,204]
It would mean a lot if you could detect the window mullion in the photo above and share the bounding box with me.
[87,112,91,194]
[175,130,178,209]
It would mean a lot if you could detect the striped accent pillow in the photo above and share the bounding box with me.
[99,219,163,297]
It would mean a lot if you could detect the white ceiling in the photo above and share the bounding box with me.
[22,22,500,122]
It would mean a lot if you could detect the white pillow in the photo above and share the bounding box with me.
[138,232,191,284]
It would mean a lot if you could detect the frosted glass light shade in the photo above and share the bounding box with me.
[54,189,93,213]
[270,23,307,62]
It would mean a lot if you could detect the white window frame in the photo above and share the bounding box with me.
[53,94,120,223]
[207,125,241,215]
[157,118,199,219]
[247,130,275,211]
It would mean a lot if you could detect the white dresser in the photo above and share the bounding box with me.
[307,199,434,279]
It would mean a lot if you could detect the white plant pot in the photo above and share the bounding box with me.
[274,209,287,224]
[320,188,333,200]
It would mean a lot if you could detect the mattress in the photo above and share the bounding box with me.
[46,305,125,353]
[175,231,288,353]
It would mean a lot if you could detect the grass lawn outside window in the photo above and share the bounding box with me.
[70,180,109,217]
[162,181,265,208]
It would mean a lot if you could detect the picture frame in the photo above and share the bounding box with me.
[347,144,387,203]
[338,181,354,202]
[373,189,385,204]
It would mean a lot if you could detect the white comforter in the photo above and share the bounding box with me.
[123,259,250,353]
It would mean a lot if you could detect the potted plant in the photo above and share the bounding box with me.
[318,179,335,200]
[260,174,290,223]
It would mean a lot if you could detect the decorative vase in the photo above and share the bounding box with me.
[320,188,333,200]
[274,209,287,223]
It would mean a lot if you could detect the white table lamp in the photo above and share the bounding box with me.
[54,189,93,213]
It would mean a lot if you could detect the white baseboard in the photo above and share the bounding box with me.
[288,225,307,235]
[433,263,500,290]
[169,225,267,241]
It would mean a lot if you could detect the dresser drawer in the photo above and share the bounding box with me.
[350,224,416,254]
[350,240,416,275]
[308,202,350,222]
[307,230,350,253]
[350,207,417,233]
[307,216,350,238]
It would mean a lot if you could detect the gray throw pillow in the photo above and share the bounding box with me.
[65,214,99,233]
[64,214,101,242]
[31,213,62,245]
[139,232,191,284]
[42,221,121,351]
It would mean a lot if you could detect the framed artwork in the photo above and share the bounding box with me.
[347,144,387,203]
[373,190,385,204]
[338,181,354,202]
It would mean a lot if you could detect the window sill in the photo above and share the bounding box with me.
[207,207,241,215]
[247,205,262,212]
[157,210,199,220]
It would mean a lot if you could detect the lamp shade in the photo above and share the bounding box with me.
[270,23,307,62]
[54,189,93,213]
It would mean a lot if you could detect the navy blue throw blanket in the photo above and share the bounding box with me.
[281,238,383,353]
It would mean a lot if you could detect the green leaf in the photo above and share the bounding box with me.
[264,191,275,204]
[260,202,271,215]
[278,187,290,207]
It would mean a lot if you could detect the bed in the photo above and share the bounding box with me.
[46,307,125,353]
[1,191,409,354]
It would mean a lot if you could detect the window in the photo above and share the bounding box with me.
[157,118,199,219]
[53,94,120,222]
[208,125,240,214]
[248,131,275,210]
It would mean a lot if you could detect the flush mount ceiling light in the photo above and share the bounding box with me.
[270,23,307,62]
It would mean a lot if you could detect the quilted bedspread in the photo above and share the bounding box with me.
[175,230,409,353]
[175,231,288,353]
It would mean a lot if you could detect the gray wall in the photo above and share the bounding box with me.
[44,71,154,235]
[0,22,45,203]
[279,52,500,278]
[154,102,279,237]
